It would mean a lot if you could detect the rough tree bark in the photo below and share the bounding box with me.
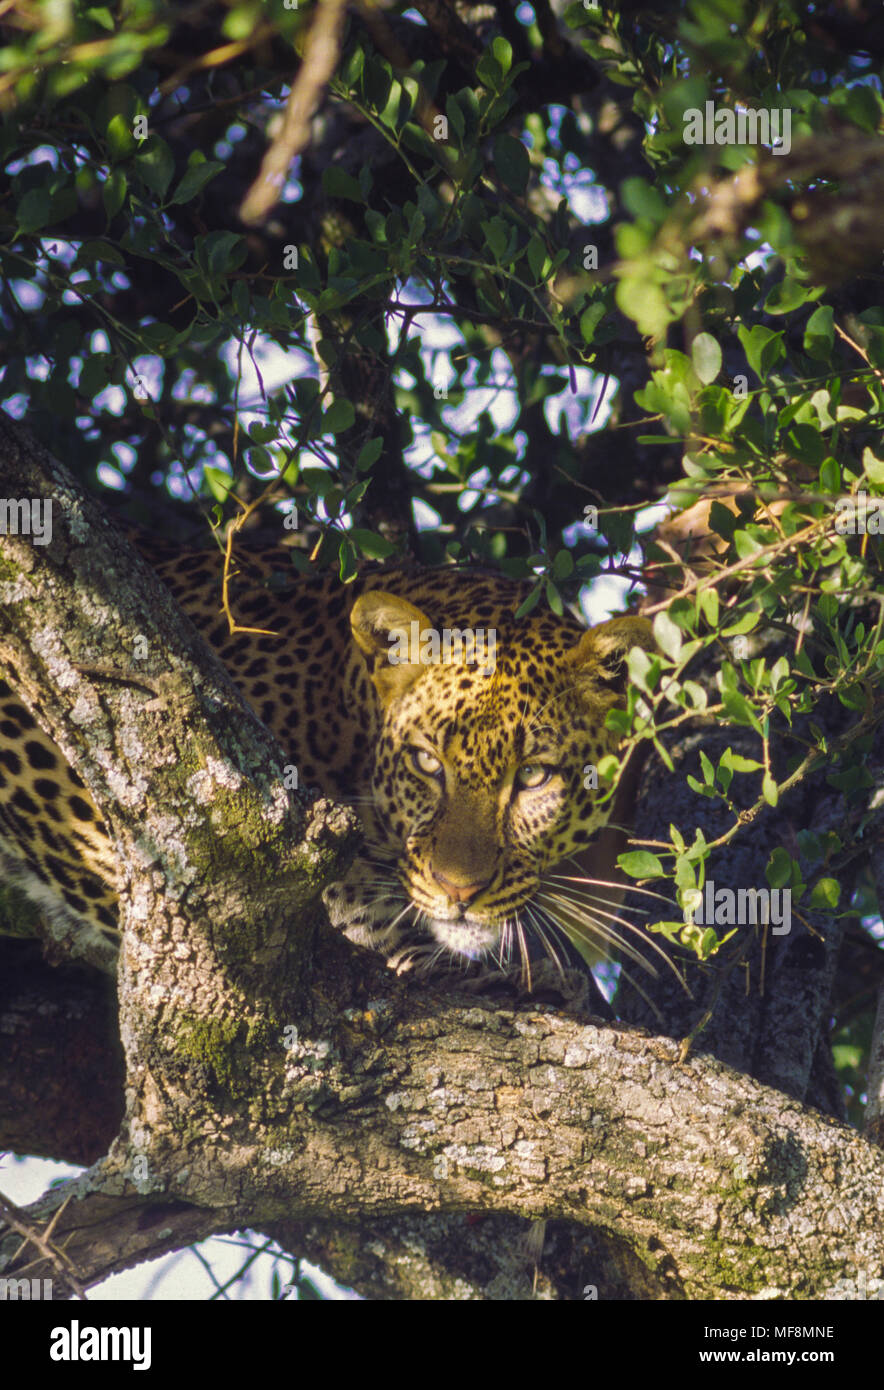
[1,413,883,1301]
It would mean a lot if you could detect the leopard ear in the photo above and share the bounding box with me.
[350,591,435,707]
[563,615,655,701]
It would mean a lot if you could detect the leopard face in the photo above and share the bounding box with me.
[325,590,654,976]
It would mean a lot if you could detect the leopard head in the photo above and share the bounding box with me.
[348,590,654,967]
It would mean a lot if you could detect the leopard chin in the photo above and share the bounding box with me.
[424,916,502,959]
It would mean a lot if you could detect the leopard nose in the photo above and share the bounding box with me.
[431,869,492,904]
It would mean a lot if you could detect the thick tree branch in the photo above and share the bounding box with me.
[3,992,884,1297]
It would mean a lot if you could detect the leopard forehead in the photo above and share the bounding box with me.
[381,644,604,774]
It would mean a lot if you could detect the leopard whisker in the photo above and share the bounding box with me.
[496,916,513,970]
[513,913,532,990]
[538,886,650,942]
[537,890,688,990]
[544,882,654,920]
[539,883,655,929]
[537,908,655,977]
[523,904,567,977]
[348,880,402,897]
[536,890,661,973]
[554,864,675,905]
[386,899,419,933]
[532,900,668,1022]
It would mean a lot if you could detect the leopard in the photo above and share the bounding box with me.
[0,532,657,990]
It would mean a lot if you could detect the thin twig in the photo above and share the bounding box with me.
[0,1191,88,1299]
[240,0,349,226]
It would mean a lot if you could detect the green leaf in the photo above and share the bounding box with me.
[322,166,364,202]
[764,277,821,315]
[653,610,683,660]
[762,772,779,807]
[493,133,530,195]
[808,877,840,910]
[139,322,178,350]
[232,279,250,318]
[691,332,722,385]
[687,774,716,798]
[85,6,115,30]
[78,238,125,268]
[616,277,670,340]
[79,353,110,397]
[819,458,840,494]
[719,749,763,773]
[526,235,550,283]
[681,680,708,711]
[102,168,127,219]
[106,112,135,161]
[16,188,51,233]
[136,137,175,197]
[476,49,503,89]
[545,579,564,615]
[249,423,278,444]
[514,584,543,619]
[618,851,665,879]
[445,94,466,142]
[721,688,762,731]
[698,588,719,628]
[786,422,825,466]
[765,848,793,889]
[803,305,834,360]
[169,158,224,205]
[862,447,884,486]
[338,538,358,583]
[323,399,356,434]
[491,35,513,75]
[620,178,667,222]
[197,230,246,275]
[737,323,784,379]
[551,548,574,579]
[579,301,605,344]
[721,611,760,637]
[204,467,233,502]
[796,831,822,863]
[844,84,881,132]
[350,528,396,559]
[356,437,383,472]
[481,217,509,261]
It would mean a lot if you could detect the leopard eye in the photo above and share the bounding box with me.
[411,747,442,777]
[517,762,552,790]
